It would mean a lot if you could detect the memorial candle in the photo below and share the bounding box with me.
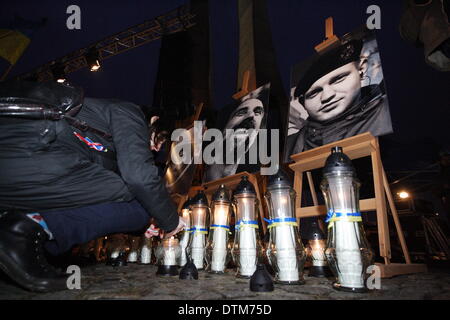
[179,198,192,267]
[321,147,374,292]
[231,176,261,278]
[206,184,231,273]
[265,169,306,284]
[188,190,209,270]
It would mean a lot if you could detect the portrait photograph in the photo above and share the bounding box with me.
[203,83,270,182]
[284,27,393,162]
[164,122,204,196]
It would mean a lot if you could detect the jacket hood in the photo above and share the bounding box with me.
[0,80,84,116]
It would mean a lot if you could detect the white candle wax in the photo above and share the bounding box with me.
[327,175,364,288]
[309,240,327,267]
[127,250,138,263]
[140,245,152,264]
[163,248,176,266]
[238,227,257,277]
[268,190,299,282]
[190,233,206,269]
[335,221,364,288]
[211,228,227,272]
[162,237,179,266]
[211,202,229,271]
[274,225,299,282]
[179,230,190,266]
[190,205,207,269]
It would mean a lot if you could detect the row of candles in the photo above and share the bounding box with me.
[154,147,374,292]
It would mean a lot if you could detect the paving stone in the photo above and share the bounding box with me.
[1,263,449,300]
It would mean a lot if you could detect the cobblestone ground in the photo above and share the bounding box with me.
[1,263,449,300]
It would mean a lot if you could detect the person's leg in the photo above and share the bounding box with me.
[41,200,150,256]
[0,200,150,292]
[0,210,68,292]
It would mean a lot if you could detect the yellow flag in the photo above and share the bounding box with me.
[0,29,31,65]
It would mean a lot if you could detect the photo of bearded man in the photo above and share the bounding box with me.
[204,83,270,182]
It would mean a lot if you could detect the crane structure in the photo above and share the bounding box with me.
[16,4,196,82]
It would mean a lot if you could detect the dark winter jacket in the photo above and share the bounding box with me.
[0,81,179,232]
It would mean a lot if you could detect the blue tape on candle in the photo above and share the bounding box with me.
[235,220,259,230]
[190,227,208,234]
[210,224,230,230]
[326,211,362,229]
[264,217,298,228]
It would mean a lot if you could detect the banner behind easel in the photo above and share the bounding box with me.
[284,26,393,163]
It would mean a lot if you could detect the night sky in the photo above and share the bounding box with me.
[1,0,449,187]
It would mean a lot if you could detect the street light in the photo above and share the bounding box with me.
[51,63,66,83]
[398,191,410,199]
[86,48,101,72]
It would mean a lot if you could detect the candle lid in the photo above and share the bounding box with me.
[212,184,231,202]
[304,218,326,240]
[191,190,209,206]
[250,264,274,292]
[234,176,256,195]
[323,146,355,175]
[181,198,192,210]
[267,168,292,191]
[179,258,199,280]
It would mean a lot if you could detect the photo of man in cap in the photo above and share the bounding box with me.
[284,30,393,162]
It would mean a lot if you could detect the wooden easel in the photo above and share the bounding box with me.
[232,70,254,100]
[202,171,267,234]
[289,17,426,278]
[314,17,340,53]
[289,133,427,278]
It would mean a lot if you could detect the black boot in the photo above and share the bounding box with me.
[0,210,68,292]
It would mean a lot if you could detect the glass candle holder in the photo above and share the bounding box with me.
[155,237,181,276]
[231,176,262,278]
[187,190,209,270]
[139,235,153,265]
[206,184,232,273]
[321,146,374,292]
[305,219,332,277]
[127,235,141,263]
[105,233,129,265]
[178,198,192,267]
[264,170,306,284]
